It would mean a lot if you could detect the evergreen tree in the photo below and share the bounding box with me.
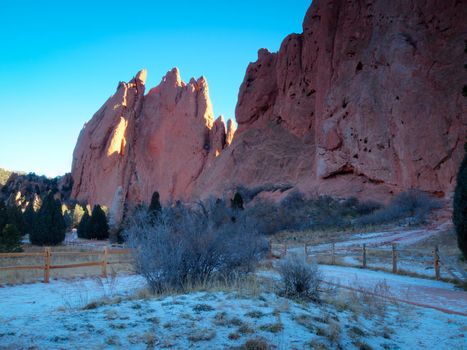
[453,143,467,258]
[30,193,66,246]
[0,201,7,233]
[6,205,24,235]
[231,192,244,210]
[63,210,73,231]
[23,201,36,235]
[88,205,109,240]
[148,191,162,214]
[0,224,22,252]
[77,210,91,239]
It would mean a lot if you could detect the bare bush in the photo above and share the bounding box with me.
[277,255,321,301]
[124,203,268,293]
[355,190,441,227]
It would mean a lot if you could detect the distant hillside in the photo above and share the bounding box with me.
[0,171,73,207]
[0,168,13,186]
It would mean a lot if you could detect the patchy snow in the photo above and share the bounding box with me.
[260,263,467,316]
[0,274,466,349]
[0,274,146,319]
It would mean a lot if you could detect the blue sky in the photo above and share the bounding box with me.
[0,0,311,177]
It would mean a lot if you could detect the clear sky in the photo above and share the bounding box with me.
[0,0,311,177]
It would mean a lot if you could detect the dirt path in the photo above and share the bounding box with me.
[309,221,453,252]
[319,265,467,316]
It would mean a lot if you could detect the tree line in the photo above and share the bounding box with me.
[0,192,110,252]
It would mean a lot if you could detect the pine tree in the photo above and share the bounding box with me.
[148,191,162,214]
[453,143,467,259]
[0,224,22,252]
[23,201,36,235]
[6,205,24,235]
[88,205,109,240]
[77,210,91,239]
[231,192,244,210]
[30,193,66,246]
[0,201,7,233]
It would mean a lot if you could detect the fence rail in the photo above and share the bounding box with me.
[0,247,132,283]
[269,241,466,283]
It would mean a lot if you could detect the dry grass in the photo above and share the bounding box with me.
[258,322,284,333]
[292,314,314,331]
[270,228,354,246]
[243,337,270,350]
[187,329,216,342]
[245,310,265,319]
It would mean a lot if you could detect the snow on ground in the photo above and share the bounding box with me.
[0,275,146,319]
[0,273,466,349]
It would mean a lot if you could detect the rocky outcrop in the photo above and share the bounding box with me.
[71,0,467,217]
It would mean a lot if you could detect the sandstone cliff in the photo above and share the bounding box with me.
[71,69,231,222]
[194,0,467,200]
[72,0,467,219]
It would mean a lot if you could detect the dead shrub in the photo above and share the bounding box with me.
[124,203,267,293]
[277,255,321,301]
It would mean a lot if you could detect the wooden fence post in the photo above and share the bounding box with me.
[331,243,335,265]
[434,245,440,280]
[362,244,367,268]
[102,246,109,277]
[44,247,51,283]
[392,244,398,274]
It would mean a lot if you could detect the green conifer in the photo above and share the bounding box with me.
[0,224,22,252]
[77,210,91,239]
[30,193,66,246]
[453,143,467,258]
[88,205,109,240]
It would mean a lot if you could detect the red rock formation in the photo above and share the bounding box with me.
[194,0,467,201]
[72,0,467,219]
[71,68,231,222]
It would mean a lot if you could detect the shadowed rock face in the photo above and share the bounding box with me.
[72,0,467,220]
[194,0,467,200]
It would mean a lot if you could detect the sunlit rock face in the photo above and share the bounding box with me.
[71,69,231,222]
[72,0,466,218]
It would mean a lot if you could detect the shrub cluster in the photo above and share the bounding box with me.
[355,190,441,227]
[238,192,381,235]
[124,201,268,293]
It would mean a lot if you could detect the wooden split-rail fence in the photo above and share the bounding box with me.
[268,242,466,283]
[0,247,132,283]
